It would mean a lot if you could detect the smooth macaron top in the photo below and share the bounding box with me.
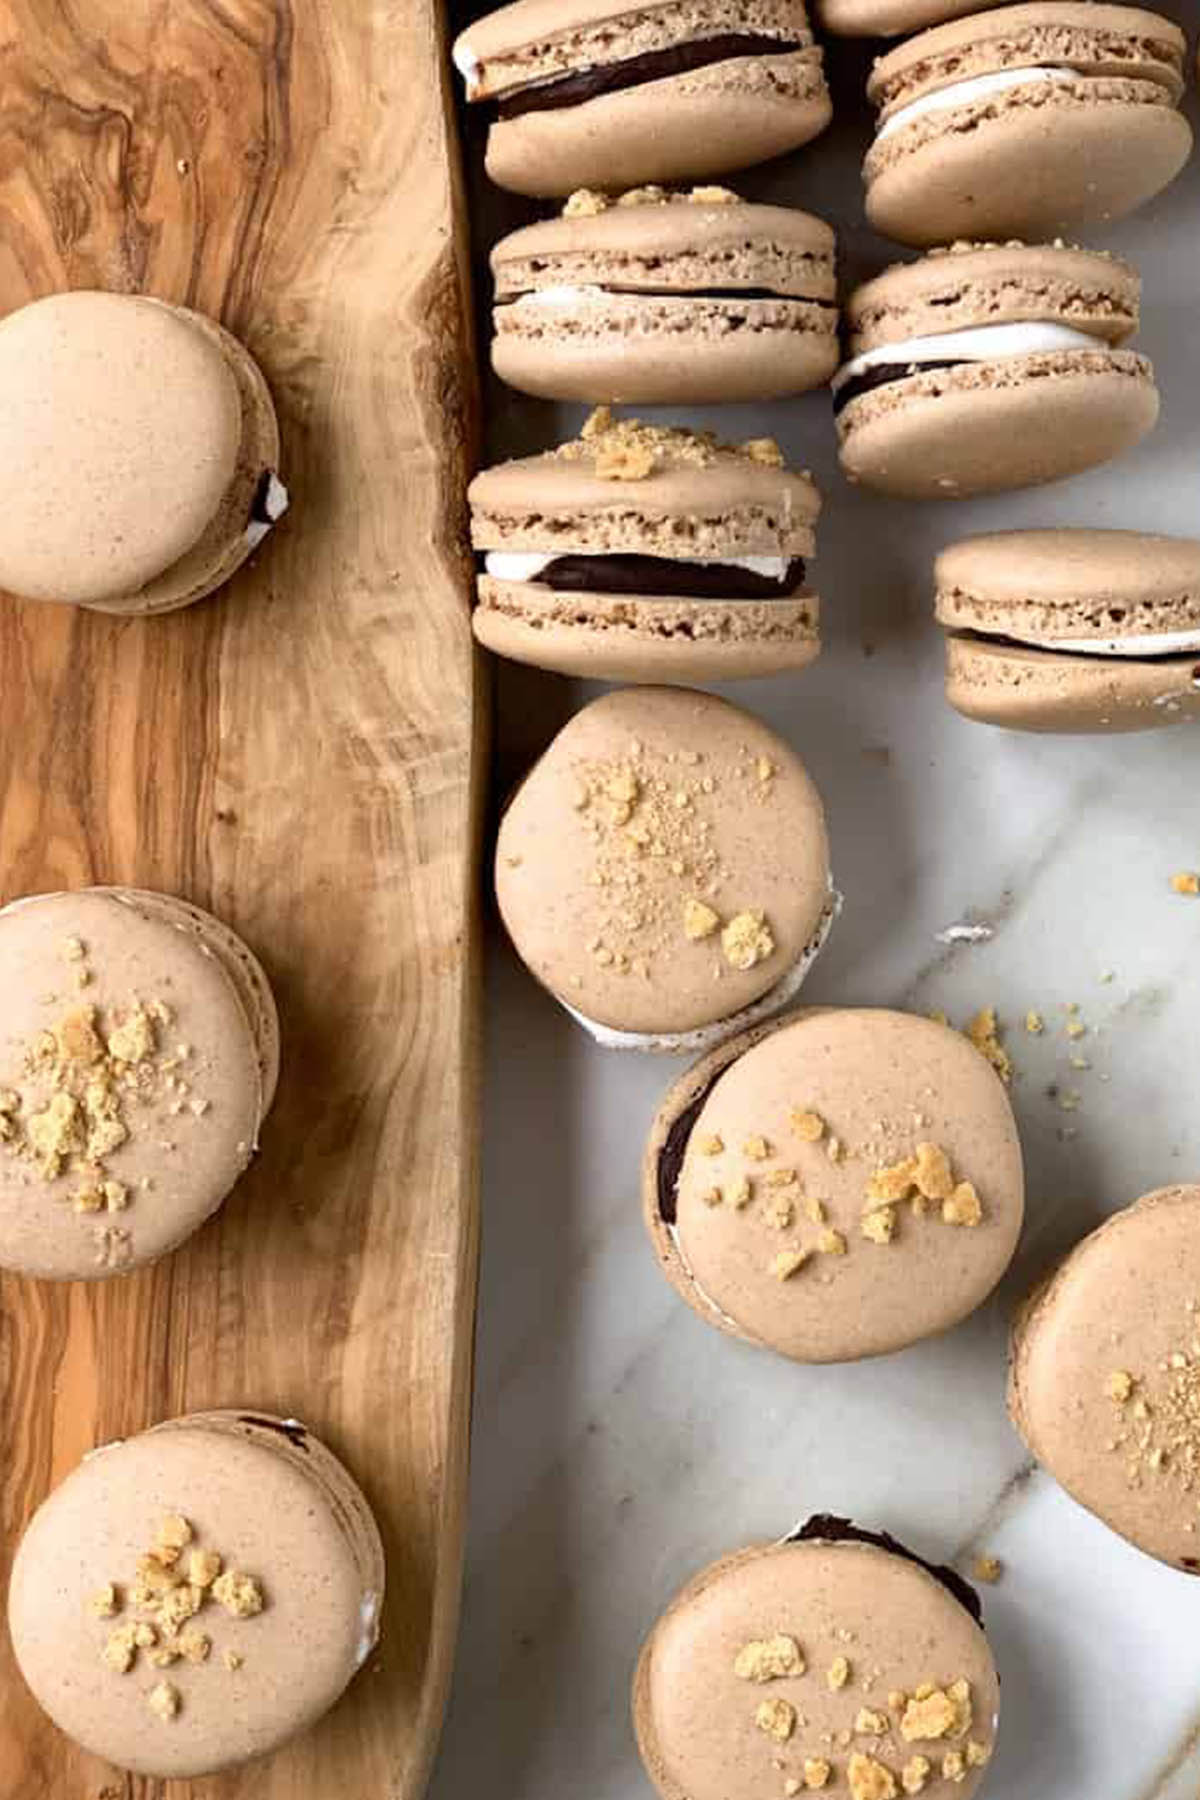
[8,1411,384,1778]
[845,242,1140,353]
[495,688,832,1039]
[0,292,243,606]
[1009,1186,1200,1571]
[635,1535,999,1800]
[819,0,1007,34]
[0,889,275,1280]
[647,1008,1024,1362]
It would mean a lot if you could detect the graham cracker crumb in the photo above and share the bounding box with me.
[178,1627,211,1665]
[729,1175,753,1209]
[941,1751,965,1782]
[913,1143,953,1202]
[735,1634,806,1682]
[1170,872,1200,896]
[743,437,784,467]
[902,1680,972,1744]
[827,1656,851,1691]
[563,188,609,217]
[901,1756,931,1794]
[972,1555,1002,1584]
[888,1691,907,1713]
[856,1708,889,1735]
[804,1760,832,1790]
[965,1741,990,1768]
[684,899,721,942]
[722,910,775,972]
[942,1183,982,1228]
[768,1195,796,1230]
[966,1007,1012,1084]
[861,1206,897,1245]
[849,1752,898,1800]
[766,1167,799,1190]
[744,1136,772,1161]
[213,1570,264,1619]
[772,1248,810,1281]
[805,1197,827,1225]
[792,1110,826,1143]
[1106,1369,1135,1402]
[689,185,739,205]
[756,1697,798,1742]
[1024,1011,1044,1035]
[698,1133,724,1156]
[223,1649,244,1672]
[89,1584,120,1619]
[700,1186,723,1208]
[147,1680,180,1722]
[818,1229,847,1257]
[154,1516,193,1564]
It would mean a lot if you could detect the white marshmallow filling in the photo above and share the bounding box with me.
[874,66,1081,144]
[832,320,1113,416]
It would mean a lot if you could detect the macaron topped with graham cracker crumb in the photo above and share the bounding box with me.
[0,887,278,1280]
[8,1410,384,1778]
[644,1007,1024,1360]
[633,1522,1000,1800]
[495,687,838,1054]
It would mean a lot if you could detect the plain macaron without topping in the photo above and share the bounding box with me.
[644,1007,1024,1362]
[470,411,822,682]
[452,0,832,197]
[490,185,838,404]
[1009,1186,1200,1572]
[835,241,1158,499]
[9,1411,384,1778]
[938,529,1200,732]
[819,0,1009,34]
[495,687,838,1054]
[0,291,286,616]
[0,887,278,1280]
[634,1524,1000,1800]
[863,3,1192,247]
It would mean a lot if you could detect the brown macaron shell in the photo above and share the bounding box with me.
[634,1537,1000,1800]
[644,1008,1024,1362]
[455,0,831,198]
[0,292,282,617]
[495,688,834,1045]
[864,4,1191,246]
[1009,1186,1200,1571]
[837,244,1158,500]
[819,0,1008,33]
[8,1410,384,1778]
[491,195,838,404]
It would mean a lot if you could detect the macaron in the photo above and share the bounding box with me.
[495,687,838,1054]
[938,530,1200,732]
[818,0,1007,33]
[470,411,821,682]
[490,186,839,404]
[644,1007,1024,1361]
[0,887,279,1280]
[451,0,832,197]
[835,242,1158,500]
[634,1521,1000,1800]
[0,291,286,616]
[9,1410,384,1777]
[863,4,1192,247]
[1009,1185,1200,1573]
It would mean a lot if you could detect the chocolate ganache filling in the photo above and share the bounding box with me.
[656,1065,733,1225]
[833,358,966,417]
[790,1515,985,1627]
[497,35,805,120]
[526,554,806,601]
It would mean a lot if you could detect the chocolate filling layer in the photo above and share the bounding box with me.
[249,468,279,525]
[501,288,834,307]
[496,35,805,120]
[238,1414,310,1452]
[525,554,807,601]
[833,358,965,418]
[789,1515,984,1627]
[951,627,1200,672]
[656,1065,733,1225]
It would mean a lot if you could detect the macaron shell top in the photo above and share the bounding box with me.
[495,688,832,1037]
[1009,1186,1200,1570]
[0,888,274,1280]
[943,636,1200,733]
[8,1411,384,1778]
[818,0,1008,34]
[634,1538,1000,1800]
[645,1008,1024,1362]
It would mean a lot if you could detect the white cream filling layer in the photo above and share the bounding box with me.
[875,66,1079,143]
[484,551,794,583]
[452,41,481,95]
[245,471,290,551]
[511,284,609,307]
[833,321,1104,395]
[1038,627,1200,657]
[562,883,842,1055]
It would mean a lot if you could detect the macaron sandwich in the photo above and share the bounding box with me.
[9,1410,384,1777]
[0,291,286,616]
[0,887,278,1280]
[835,241,1158,499]
[862,4,1192,247]
[495,688,838,1053]
[452,0,832,196]
[470,412,821,681]
[490,187,839,404]
[1009,1185,1200,1572]
[635,1521,999,1800]
[644,1007,1024,1362]
[938,530,1200,732]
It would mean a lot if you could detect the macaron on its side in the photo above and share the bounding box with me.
[453,0,831,198]
[938,529,1200,732]
[494,687,837,1051]
[471,412,822,681]
[863,4,1192,245]
[1008,1186,1200,1571]
[643,1007,1024,1362]
[491,189,839,404]
[8,1410,384,1777]
[633,1533,999,1800]
[0,888,277,1280]
[835,244,1159,500]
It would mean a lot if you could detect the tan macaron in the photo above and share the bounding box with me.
[0,291,286,616]
[9,1410,384,1778]
[495,688,838,1053]
[1009,1184,1200,1573]
[644,1008,1024,1361]
[0,887,278,1280]
[634,1526,1000,1800]
[452,0,832,198]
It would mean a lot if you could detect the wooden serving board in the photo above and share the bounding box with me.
[0,4,482,1797]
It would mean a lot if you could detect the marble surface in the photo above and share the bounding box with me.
[431,10,1200,1798]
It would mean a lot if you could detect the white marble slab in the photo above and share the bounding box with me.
[432,10,1200,1797]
